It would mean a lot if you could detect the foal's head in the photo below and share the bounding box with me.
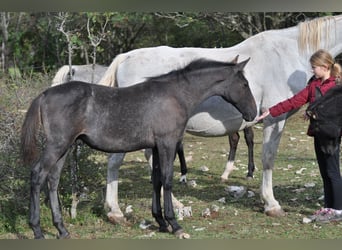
[187,57,255,121]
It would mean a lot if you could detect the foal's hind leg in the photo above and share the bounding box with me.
[29,146,67,239]
[29,161,49,239]
[47,151,70,239]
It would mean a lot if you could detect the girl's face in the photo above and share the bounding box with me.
[311,64,330,79]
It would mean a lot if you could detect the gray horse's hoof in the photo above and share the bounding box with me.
[220,177,228,183]
[107,213,128,225]
[265,208,287,217]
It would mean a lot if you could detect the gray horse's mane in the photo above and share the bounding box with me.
[298,15,337,54]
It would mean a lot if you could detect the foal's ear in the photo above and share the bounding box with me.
[236,57,250,71]
[231,55,239,64]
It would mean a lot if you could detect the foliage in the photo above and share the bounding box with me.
[1,12,338,76]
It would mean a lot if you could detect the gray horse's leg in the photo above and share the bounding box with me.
[244,127,255,179]
[47,151,70,239]
[261,118,286,217]
[105,152,126,224]
[70,143,81,219]
[221,132,240,181]
[177,143,188,183]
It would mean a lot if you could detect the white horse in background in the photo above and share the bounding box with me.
[97,15,342,222]
[51,64,108,86]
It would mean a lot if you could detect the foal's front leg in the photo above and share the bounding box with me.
[161,161,185,237]
[145,148,185,209]
[156,144,189,239]
[151,148,169,232]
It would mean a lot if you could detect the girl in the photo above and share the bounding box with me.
[257,49,342,223]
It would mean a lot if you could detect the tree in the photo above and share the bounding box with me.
[1,12,10,72]
[86,12,111,82]
[56,12,84,81]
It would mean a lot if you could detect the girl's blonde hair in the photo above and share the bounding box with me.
[310,49,342,83]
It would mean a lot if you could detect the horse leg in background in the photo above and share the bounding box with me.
[261,118,286,217]
[105,152,127,224]
[220,127,256,181]
[145,148,184,209]
[70,142,81,219]
[243,127,255,179]
[178,143,188,183]
[220,132,240,181]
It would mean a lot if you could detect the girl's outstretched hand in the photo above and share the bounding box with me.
[255,109,270,121]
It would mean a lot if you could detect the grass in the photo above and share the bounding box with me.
[1,75,342,239]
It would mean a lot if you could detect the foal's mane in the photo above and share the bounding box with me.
[147,58,236,82]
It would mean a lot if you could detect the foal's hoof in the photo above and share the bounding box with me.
[34,235,45,239]
[246,176,254,181]
[159,225,171,233]
[265,208,287,217]
[58,232,71,239]
[174,229,190,239]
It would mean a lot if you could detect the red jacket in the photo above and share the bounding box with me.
[269,76,337,136]
[270,76,336,117]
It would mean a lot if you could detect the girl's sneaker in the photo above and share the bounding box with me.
[313,208,342,223]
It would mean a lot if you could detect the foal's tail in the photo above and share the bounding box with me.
[21,95,43,165]
[97,53,127,88]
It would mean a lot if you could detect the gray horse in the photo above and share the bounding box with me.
[97,15,342,221]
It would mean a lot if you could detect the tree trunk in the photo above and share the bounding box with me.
[0,12,9,72]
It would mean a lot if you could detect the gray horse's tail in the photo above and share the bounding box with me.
[97,53,127,88]
[51,65,69,86]
[21,95,43,165]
